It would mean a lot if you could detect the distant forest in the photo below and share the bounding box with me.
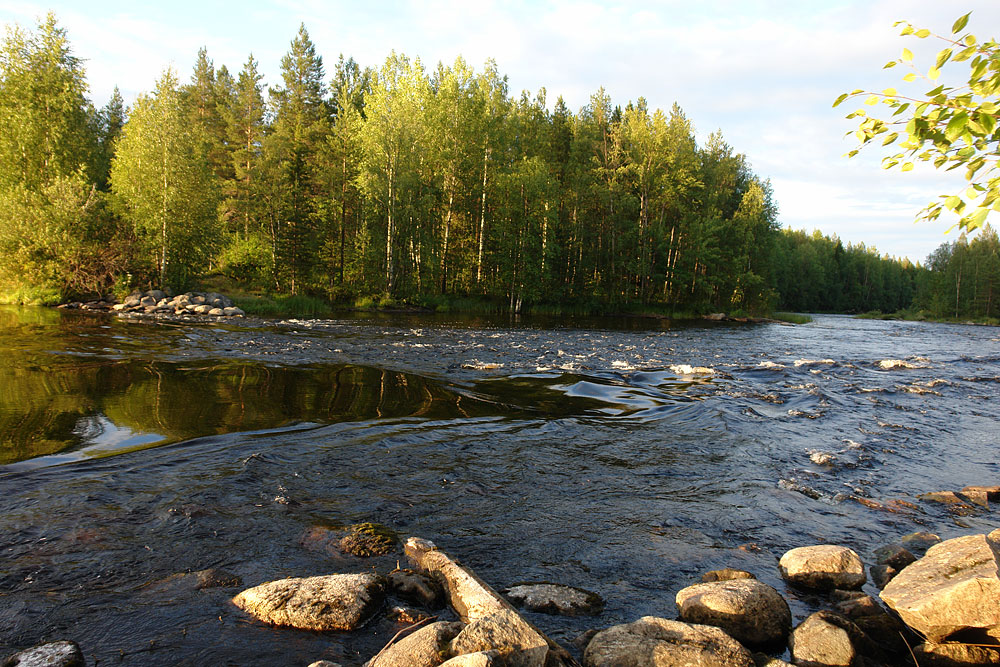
[0,14,995,320]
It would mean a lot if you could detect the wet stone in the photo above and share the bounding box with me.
[367,620,464,667]
[502,582,604,616]
[901,531,942,557]
[913,642,1000,666]
[583,616,755,667]
[789,611,881,667]
[388,568,445,609]
[1,641,85,667]
[873,543,917,570]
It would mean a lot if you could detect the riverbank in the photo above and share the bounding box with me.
[857,309,1000,326]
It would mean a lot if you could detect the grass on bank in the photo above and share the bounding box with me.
[0,285,62,306]
[771,312,813,324]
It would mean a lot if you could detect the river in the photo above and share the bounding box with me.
[0,306,997,665]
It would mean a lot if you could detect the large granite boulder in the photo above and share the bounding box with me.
[779,545,866,591]
[881,531,1000,642]
[675,579,791,645]
[232,573,385,631]
[368,621,463,667]
[788,611,879,667]
[439,653,498,667]
[388,568,446,608]
[583,616,755,667]
[2,641,85,667]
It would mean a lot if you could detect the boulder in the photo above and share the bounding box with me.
[962,485,1000,502]
[779,545,866,591]
[502,583,604,616]
[449,608,548,667]
[308,662,343,667]
[912,642,1000,666]
[833,592,910,659]
[788,611,879,667]
[1,641,85,667]
[387,568,445,609]
[675,579,791,646]
[873,543,917,570]
[223,306,245,317]
[232,572,385,631]
[701,568,756,582]
[208,308,224,316]
[870,564,898,590]
[439,652,498,667]
[148,289,166,301]
[881,531,1000,642]
[368,620,463,667]
[583,617,754,667]
[751,655,794,667]
[139,295,156,307]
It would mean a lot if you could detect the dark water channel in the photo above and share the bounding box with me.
[1,306,999,665]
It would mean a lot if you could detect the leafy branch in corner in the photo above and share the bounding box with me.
[835,12,1000,232]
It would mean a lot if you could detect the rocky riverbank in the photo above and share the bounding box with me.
[9,523,1000,667]
[56,289,245,320]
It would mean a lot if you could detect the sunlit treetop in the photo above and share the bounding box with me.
[836,12,1000,232]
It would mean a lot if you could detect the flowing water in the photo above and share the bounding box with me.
[1,306,998,665]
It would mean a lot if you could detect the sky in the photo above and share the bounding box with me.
[1,0,998,264]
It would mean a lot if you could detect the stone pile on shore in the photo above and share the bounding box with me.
[57,289,245,319]
[8,527,1000,666]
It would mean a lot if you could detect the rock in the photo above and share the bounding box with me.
[449,608,548,667]
[308,662,343,667]
[881,531,1000,642]
[912,642,1000,666]
[502,583,603,617]
[386,606,433,624]
[223,306,244,316]
[368,620,463,667]
[582,616,755,667]
[112,303,128,311]
[1,642,85,667]
[751,654,794,667]
[148,289,166,301]
[833,593,910,659]
[194,568,241,589]
[439,652,498,667]
[340,523,398,557]
[870,564,898,590]
[124,295,141,307]
[675,578,791,646]
[920,491,971,505]
[208,307,224,316]
[139,295,156,307]
[959,488,990,508]
[779,545,866,591]
[388,569,445,608]
[404,537,574,667]
[962,485,1000,502]
[901,532,942,557]
[873,543,917,570]
[789,611,879,667]
[191,295,206,305]
[701,568,756,582]
[231,572,385,631]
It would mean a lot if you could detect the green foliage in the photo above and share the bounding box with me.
[771,312,813,324]
[218,232,272,288]
[232,293,332,318]
[837,12,1000,231]
[110,69,220,290]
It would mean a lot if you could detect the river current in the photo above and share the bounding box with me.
[0,307,998,665]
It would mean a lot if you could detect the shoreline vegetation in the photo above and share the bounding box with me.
[2,14,997,326]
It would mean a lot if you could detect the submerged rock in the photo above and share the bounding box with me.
[502,582,603,617]
[675,579,791,646]
[232,572,385,631]
[583,616,754,667]
[901,531,942,557]
[368,620,463,667]
[1,641,85,667]
[779,544,866,591]
[340,523,399,557]
[881,531,1000,643]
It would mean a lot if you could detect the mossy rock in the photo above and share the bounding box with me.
[339,522,399,557]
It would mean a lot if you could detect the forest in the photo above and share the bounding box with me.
[0,14,995,320]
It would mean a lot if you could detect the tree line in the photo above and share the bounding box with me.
[0,14,991,319]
